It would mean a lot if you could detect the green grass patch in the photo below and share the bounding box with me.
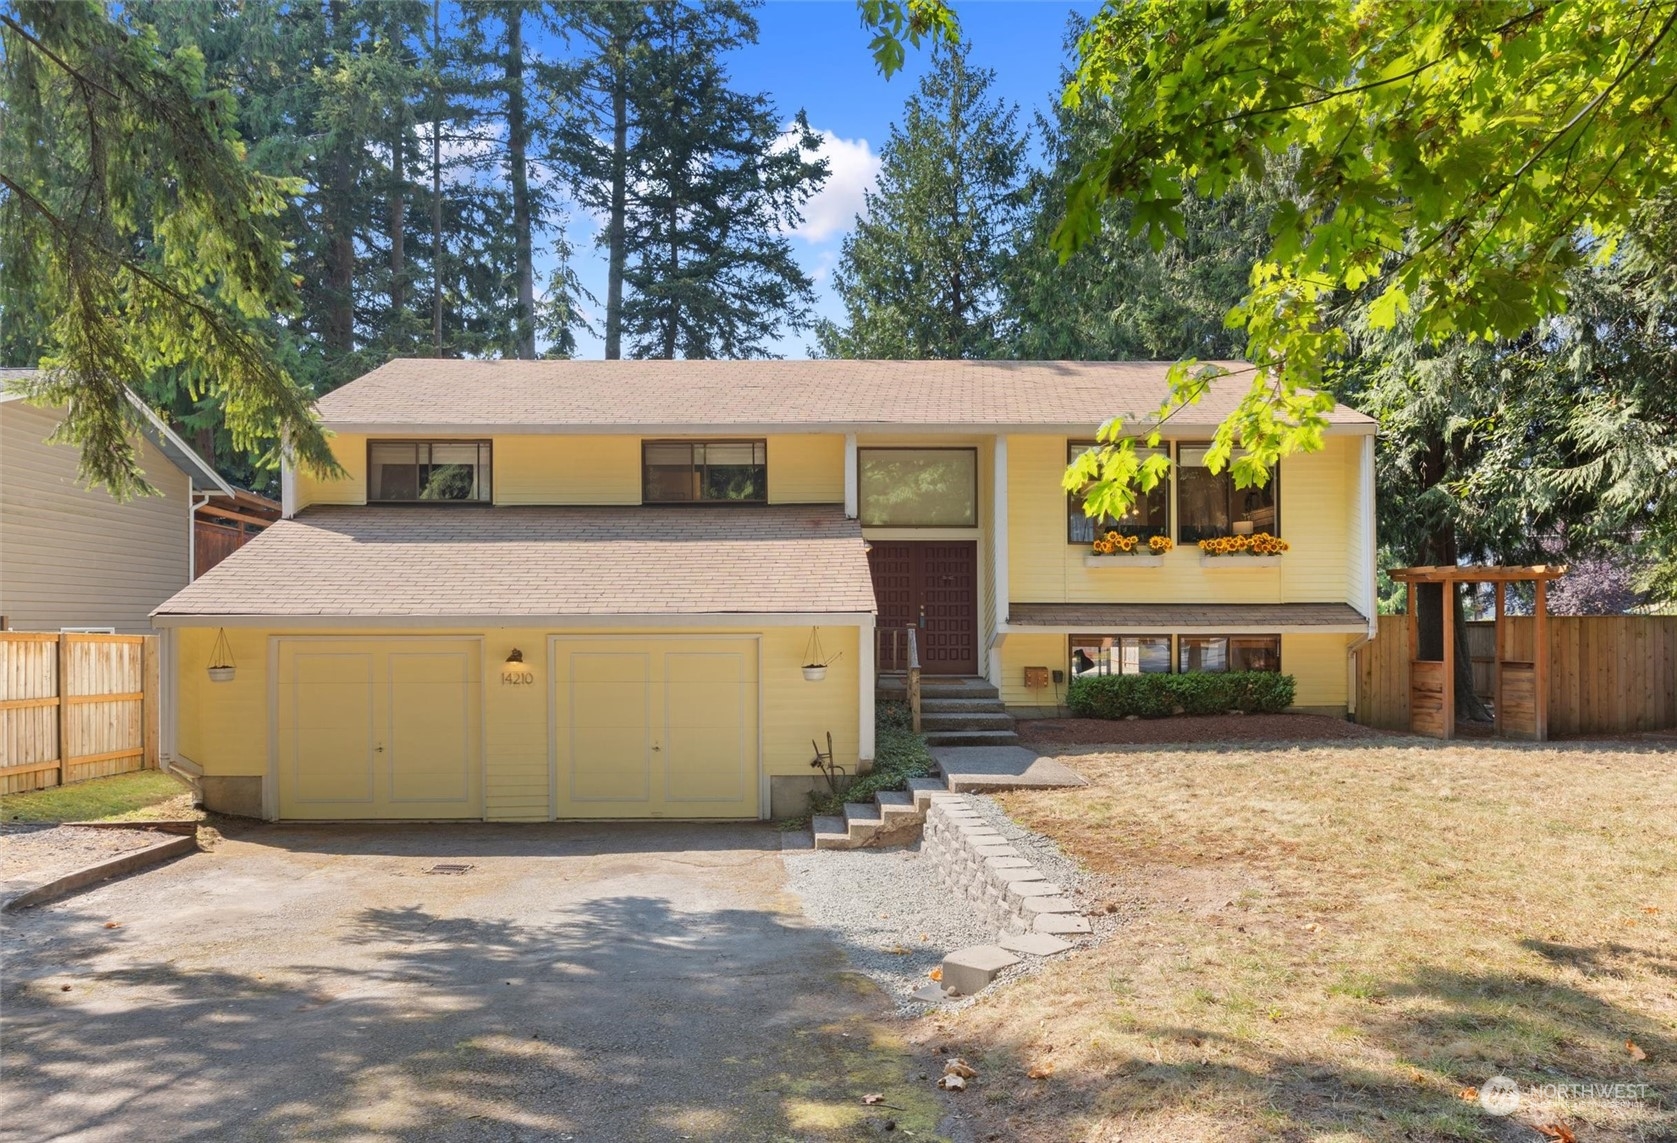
[1,770,198,823]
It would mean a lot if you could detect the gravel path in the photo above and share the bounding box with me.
[0,825,167,887]
[783,794,1119,1012]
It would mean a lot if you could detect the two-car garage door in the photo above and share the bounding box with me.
[274,636,759,820]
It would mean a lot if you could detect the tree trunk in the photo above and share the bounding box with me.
[323,1,355,359]
[662,226,679,359]
[506,6,535,359]
[430,0,443,355]
[603,24,628,361]
[389,121,405,316]
[1416,431,1493,723]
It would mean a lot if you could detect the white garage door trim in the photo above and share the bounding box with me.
[266,634,488,822]
[546,634,766,821]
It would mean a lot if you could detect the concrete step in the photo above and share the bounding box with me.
[924,729,1020,747]
[877,676,1000,702]
[842,802,882,840]
[920,697,1011,714]
[874,789,920,824]
[921,711,1016,731]
[812,815,856,850]
[940,944,1021,996]
[907,776,954,812]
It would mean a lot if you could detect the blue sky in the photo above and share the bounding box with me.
[557,1,1101,358]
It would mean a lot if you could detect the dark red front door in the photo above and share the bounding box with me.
[868,541,979,675]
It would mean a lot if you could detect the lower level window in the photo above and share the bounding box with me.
[1069,635,1171,679]
[1178,635,1281,673]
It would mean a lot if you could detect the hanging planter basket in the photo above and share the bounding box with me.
[802,627,842,682]
[207,628,236,683]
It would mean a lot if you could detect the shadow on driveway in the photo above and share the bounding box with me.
[0,822,944,1142]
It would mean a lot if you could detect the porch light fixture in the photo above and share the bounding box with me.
[505,648,525,667]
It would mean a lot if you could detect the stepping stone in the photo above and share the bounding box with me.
[990,866,1045,884]
[973,844,1019,859]
[1020,896,1080,915]
[912,983,948,1003]
[998,931,1073,957]
[985,855,1034,872]
[1005,880,1064,900]
[940,944,1021,996]
[1034,913,1092,935]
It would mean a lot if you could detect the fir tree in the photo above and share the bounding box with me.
[817,40,1025,360]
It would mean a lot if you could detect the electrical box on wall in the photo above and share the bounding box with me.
[1023,666,1050,689]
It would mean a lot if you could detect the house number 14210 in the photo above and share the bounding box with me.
[501,669,535,686]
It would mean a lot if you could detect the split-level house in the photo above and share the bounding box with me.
[153,360,1377,821]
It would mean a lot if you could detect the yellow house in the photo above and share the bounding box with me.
[153,359,1377,821]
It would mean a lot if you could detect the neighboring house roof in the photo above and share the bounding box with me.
[152,505,875,623]
[1007,602,1370,633]
[1,368,234,497]
[314,359,1377,434]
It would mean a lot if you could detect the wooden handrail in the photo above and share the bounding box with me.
[906,626,922,734]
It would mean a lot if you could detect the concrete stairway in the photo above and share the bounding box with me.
[877,675,1019,748]
[811,777,955,850]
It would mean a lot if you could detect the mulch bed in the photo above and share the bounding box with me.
[1016,712,1397,747]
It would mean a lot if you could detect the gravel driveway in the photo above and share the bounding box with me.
[0,821,944,1142]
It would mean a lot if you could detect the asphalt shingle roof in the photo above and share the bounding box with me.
[313,359,1375,431]
[154,505,874,619]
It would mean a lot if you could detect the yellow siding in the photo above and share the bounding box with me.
[301,432,845,508]
[999,631,1353,713]
[1008,434,1356,607]
[494,435,641,504]
[997,633,1068,709]
[295,433,367,508]
[1282,633,1352,710]
[768,434,845,503]
[172,623,861,821]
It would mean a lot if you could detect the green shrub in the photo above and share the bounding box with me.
[784,701,936,827]
[1066,671,1295,719]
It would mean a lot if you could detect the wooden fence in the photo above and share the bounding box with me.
[0,633,159,795]
[1356,614,1677,736]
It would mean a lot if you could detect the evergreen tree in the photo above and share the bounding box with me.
[816,40,1024,359]
[551,0,824,360]
[1002,23,1270,361]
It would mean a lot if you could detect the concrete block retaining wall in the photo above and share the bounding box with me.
[923,798,1060,935]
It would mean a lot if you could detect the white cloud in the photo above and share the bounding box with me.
[790,128,880,243]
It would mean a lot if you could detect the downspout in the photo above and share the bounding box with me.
[1345,625,1376,720]
[189,491,213,582]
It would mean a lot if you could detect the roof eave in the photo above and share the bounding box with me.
[319,419,1377,437]
[150,610,878,629]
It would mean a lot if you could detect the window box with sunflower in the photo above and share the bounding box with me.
[1085,531,1173,568]
[1198,532,1289,567]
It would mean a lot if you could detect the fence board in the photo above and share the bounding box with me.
[0,632,158,794]
[1357,614,1677,736]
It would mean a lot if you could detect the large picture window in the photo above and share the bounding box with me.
[1067,442,1169,543]
[368,441,491,502]
[858,448,978,527]
[642,440,767,503]
[1176,445,1277,542]
[1177,635,1281,674]
[1069,634,1172,680]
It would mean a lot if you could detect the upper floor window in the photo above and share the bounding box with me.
[858,448,978,527]
[1067,442,1169,543]
[1178,634,1281,673]
[1176,444,1277,542]
[368,441,491,502]
[642,440,767,503]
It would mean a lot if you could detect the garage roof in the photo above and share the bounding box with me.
[313,359,1376,435]
[1007,602,1370,634]
[153,505,875,624]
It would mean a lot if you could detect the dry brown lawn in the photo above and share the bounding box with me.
[917,738,1677,1142]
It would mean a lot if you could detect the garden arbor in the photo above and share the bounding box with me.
[1388,565,1567,741]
